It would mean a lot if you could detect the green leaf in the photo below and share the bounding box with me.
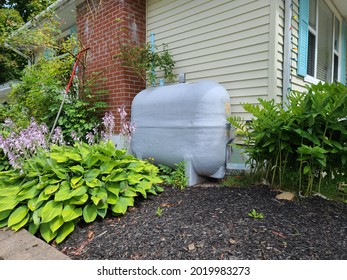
[28,222,39,235]
[69,165,85,174]
[303,165,311,174]
[18,187,41,201]
[106,192,118,205]
[7,205,29,228]
[69,193,89,205]
[62,205,82,222]
[83,204,98,223]
[84,169,101,182]
[109,172,128,182]
[71,176,83,186]
[54,184,72,201]
[41,201,63,223]
[11,213,30,231]
[21,179,39,189]
[55,221,75,244]
[100,160,117,174]
[65,152,82,161]
[122,187,137,197]
[40,223,58,243]
[106,182,120,196]
[70,185,88,198]
[86,178,103,188]
[50,153,68,163]
[0,197,19,212]
[97,208,107,218]
[0,185,22,197]
[27,197,43,211]
[43,184,60,195]
[111,196,134,214]
[49,216,65,233]
[0,209,11,221]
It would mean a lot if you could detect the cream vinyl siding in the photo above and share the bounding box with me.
[147,0,274,120]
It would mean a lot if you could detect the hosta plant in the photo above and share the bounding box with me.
[0,140,163,244]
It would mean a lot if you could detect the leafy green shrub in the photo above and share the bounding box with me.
[228,82,347,199]
[0,140,163,243]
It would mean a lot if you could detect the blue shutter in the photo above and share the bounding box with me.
[297,0,309,77]
[341,20,346,85]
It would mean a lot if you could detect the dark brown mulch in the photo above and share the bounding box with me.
[54,183,347,260]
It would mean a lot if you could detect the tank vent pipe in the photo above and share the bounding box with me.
[150,32,156,86]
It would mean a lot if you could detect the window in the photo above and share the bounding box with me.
[297,0,346,84]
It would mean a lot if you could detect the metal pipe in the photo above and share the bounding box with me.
[283,0,293,108]
[150,32,156,86]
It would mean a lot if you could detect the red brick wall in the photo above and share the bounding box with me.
[76,0,146,131]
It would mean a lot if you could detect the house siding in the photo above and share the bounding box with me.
[147,0,274,120]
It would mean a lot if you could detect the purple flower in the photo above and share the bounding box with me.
[51,127,65,145]
[86,132,95,145]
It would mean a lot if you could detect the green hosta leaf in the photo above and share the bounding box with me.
[50,153,68,163]
[127,162,145,172]
[40,223,58,243]
[69,193,88,205]
[55,221,75,244]
[0,197,19,212]
[90,188,107,205]
[11,213,30,231]
[69,165,85,174]
[85,154,101,168]
[127,173,143,185]
[134,185,147,198]
[84,169,101,182]
[22,179,39,189]
[7,205,29,228]
[28,222,39,235]
[71,176,83,186]
[62,205,82,222]
[100,160,117,174]
[106,192,118,205]
[97,208,107,218]
[43,184,60,195]
[111,196,134,215]
[18,187,41,201]
[83,204,98,223]
[70,185,88,198]
[49,216,65,233]
[37,190,51,203]
[54,184,72,201]
[65,152,82,162]
[27,197,43,211]
[41,201,63,224]
[0,209,11,221]
[122,187,137,197]
[53,169,67,180]
[0,185,22,197]
[86,178,103,188]
[106,182,120,196]
[109,172,127,182]
[0,219,8,228]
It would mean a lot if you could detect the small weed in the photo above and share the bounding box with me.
[248,209,265,219]
[156,206,163,217]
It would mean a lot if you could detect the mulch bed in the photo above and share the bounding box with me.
[54,183,347,260]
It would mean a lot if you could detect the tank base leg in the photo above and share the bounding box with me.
[185,160,207,186]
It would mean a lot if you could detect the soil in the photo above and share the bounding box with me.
[54,183,347,260]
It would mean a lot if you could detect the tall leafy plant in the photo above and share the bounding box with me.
[228,82,347,198]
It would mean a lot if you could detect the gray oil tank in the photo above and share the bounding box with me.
[131,80,232,185]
